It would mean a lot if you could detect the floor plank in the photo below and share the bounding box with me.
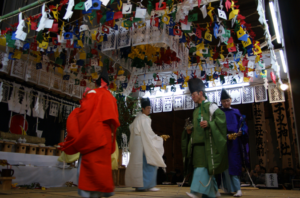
[0,186,300,197]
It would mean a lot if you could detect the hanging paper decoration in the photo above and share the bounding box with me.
[173,95,183,111]
[163,97,173,112]
[184,95,194,110]
[122,3,132,14]
[49,102,59,117]
[153,98,163,113]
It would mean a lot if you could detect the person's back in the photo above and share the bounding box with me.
[59,67,120,197]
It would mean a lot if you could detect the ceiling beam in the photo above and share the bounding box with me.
[260,35,277,49]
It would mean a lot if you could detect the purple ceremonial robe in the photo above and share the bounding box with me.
[222,108,249,176]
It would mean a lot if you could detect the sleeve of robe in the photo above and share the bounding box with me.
[73,89,120,155]
[206,107,228,175]
[58,152,80,163]
[111,140,119,170]
[140,116,166,168]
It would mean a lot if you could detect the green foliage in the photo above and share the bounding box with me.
[116,94,136,148]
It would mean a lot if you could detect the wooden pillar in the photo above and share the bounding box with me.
[271,103,293,169]
[252,103,267,167]
[287,90,299,168]
[278,0,300,167]
[265,119,276,171]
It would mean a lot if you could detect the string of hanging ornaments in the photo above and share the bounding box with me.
[0,0,287,101]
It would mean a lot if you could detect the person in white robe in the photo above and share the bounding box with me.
[125,97,168,192]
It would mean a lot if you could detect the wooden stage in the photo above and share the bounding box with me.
[0,186,299,198]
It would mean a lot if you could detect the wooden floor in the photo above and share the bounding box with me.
[0,186,299,198]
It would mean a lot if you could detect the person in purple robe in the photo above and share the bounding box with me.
[220,88,249,197]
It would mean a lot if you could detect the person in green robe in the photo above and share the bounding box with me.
[183,78,228,198]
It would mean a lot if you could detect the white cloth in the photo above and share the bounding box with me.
[125,113,166,187]
[10,166,77,187]
[0,151,77,187]
[1,151,62,166]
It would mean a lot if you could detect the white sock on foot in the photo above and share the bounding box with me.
[186,192,202,198]
[234,190,242,197]
[149,187,160,192]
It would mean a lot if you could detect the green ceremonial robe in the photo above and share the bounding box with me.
[182,101,228,177]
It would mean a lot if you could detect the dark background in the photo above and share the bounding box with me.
[0,101,63,146]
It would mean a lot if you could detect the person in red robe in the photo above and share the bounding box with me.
[59,66,120,197]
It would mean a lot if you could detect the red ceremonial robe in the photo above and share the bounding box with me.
[59,87,120,193]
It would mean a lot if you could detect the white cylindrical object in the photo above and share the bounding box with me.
[279,49,287,73]
[269,1,282,44]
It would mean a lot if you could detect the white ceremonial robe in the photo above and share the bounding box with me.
[125,112,166,187]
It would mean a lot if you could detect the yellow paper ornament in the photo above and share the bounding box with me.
[110,80,117,91]
[204,24,212,42]
[207,3,215,22]
[162,13,170,24]
[138,21,146,28]
[233,62,238,71]
[91,72,99,79]
[79,51,86,59]
[91,31,97,40]
[88,15,93,26]
[205,32,213,42]
[243,77,250,82]
[196,51,203,57]
[99,60,103,67]
[13,50,22,59]
[253,41,262,55]
[182,82,188,87]
[229,10,239,20]
[220,54,225,60]
[241,38,252,48]
[237,27,246,40]
[39,41,49,49]
[255,55,260,63]
[56,67,64,75]
[60,22,65,37]
[199,64,203,70]
[77,40,84,48]
[248,68,255,72]
[118,66,125,75]
[26,19,31,33]
[52,5,60,21]
[0,37,6,46]
[117,0,122,11]
[54,49,60,59]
